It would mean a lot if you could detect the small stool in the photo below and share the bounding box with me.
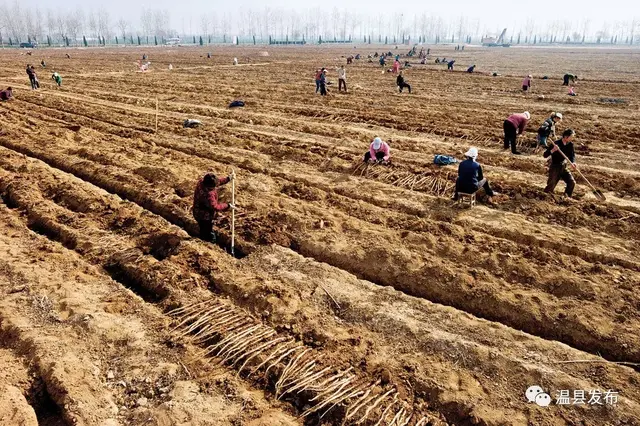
[457,192,476,208]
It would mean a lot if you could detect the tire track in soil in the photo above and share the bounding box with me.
[1,132,639,367]
[2,148,640,425]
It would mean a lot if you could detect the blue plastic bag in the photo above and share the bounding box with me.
[433,155,458,166]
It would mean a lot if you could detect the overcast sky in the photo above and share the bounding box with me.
[8,0,640,34]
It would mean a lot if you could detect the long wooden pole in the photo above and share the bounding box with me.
[155,97,159,133]
[231,169,236,256]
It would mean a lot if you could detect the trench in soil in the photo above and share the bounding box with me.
[27,379,66,426]
[2,138,638,366]
[0,195,438,426]
[0,325,65,426]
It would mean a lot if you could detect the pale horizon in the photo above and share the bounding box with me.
[1,0,639,42]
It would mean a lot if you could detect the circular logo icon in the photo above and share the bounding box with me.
[535,392,552,407]
[525,385,544,403]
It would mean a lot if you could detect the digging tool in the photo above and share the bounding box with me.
[155,97,159,133]
[231,169,236,256]
[549,142,606,201]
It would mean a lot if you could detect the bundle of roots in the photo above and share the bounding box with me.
[169,298,436,425]
[352,163,454,197]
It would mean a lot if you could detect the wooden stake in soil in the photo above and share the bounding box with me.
[155,97,159,133]
[231,168,236,256]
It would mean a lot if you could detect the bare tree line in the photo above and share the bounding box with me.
[0,3,638,46]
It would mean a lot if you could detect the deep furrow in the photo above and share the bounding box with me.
[2,149,639,425]
[1,138,638,365]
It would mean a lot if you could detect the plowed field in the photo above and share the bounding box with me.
[1,45,639,426]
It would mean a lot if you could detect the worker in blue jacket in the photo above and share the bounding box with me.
[454,147,495,203]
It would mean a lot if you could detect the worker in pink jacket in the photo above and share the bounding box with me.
[522,75,532,91]
[392,60,401,74]
[364,137,391,163]
[503,111,530,155]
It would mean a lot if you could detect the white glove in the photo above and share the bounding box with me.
[228,174,235,181]
[228,203,236,209]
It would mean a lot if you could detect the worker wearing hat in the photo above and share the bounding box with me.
[537,112,563,148]
[522,75,532,91]
[364,137,391,163]
[454,147,495,203]
[503,111,530,155]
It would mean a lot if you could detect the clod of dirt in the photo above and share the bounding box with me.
[281,182,324,202]
[0,385,38,426]
[134,167,178,185]
[139,233,183,260]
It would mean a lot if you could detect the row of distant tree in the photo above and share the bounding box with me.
[0,4,638,47]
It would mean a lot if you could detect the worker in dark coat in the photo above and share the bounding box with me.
[0,87,13,101]
[454,147,495,203]
[562,73,577,86]
[543,129,577,197]
[192,173,235,242]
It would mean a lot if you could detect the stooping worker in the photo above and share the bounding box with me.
[522,74,532,91]
[543,129,577,198]
[503,111,530,155]
[562,73,577,86]
[192,172,235,242]
[51,71,62,87]
[396,71,411,93]
[537,112,562,148]
[364,137,391,164]
[453,147,495,204]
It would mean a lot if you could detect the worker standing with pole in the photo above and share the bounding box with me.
[192,172,235,243]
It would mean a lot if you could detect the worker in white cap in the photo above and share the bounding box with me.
[537,112,563,148]
[454,147,495,203]
[364,137,391,163]
[503,111,530,155]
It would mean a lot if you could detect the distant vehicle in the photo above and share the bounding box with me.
[482,29,511,47]
[19,42,38,48]
[165,38,180,45]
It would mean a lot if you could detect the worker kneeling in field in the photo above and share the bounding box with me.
[453,147,495,204]
[192,173,235,242]
[537,112,562,147]
[543,129,577,198]
[364,137,391,164]
[0,87,13,101]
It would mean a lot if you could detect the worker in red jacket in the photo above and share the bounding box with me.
[192,173,235,242]
[503,111,530,155]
